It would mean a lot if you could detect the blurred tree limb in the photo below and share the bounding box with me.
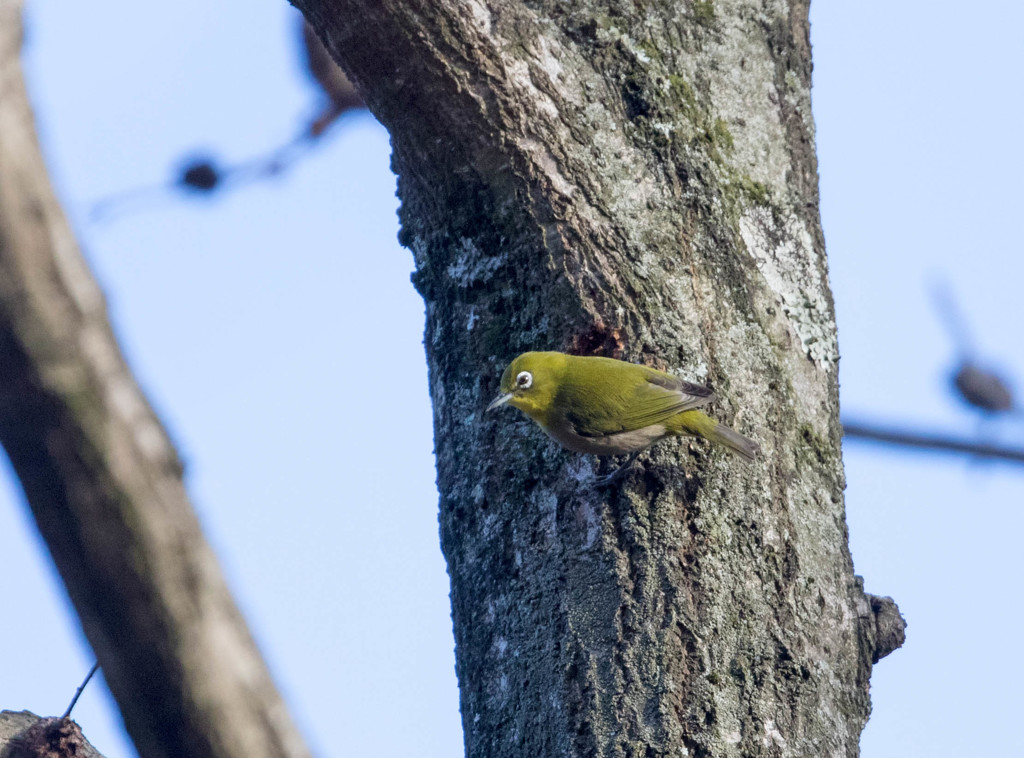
[0,2,310,757]
[844,420,1024,464]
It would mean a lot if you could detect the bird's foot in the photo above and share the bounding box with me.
[593,452,640,487]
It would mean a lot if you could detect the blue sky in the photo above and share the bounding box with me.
[2,1,1022,756]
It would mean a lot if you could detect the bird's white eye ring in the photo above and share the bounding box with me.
[516,371,533,389]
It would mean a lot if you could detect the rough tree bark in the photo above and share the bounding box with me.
[0,3,310,758]
[296,1,903,756]
[0,711,106,758]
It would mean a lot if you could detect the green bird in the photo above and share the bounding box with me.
[486,351,758,481]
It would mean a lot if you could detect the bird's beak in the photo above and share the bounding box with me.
[486,392,514,413]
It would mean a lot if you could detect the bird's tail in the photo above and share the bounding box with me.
[670,410,759,461]
[705,423,759,461]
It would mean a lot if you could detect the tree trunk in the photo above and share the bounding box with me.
[297,1,903,756]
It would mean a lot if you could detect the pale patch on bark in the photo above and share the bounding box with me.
[740,207,839,368]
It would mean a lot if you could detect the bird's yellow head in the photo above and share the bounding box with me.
[486,351,566,423]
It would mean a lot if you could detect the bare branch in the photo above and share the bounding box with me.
[61,663,99,720]
[843,419,1024,464]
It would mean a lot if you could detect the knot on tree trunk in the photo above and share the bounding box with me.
[859,590,907,664]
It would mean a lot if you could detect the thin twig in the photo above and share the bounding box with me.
[842,420,1024,464]
[62,662,100,719]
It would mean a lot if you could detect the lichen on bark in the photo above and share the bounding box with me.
[296,1,903,755]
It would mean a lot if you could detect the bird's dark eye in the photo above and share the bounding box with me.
[516,371,533,389]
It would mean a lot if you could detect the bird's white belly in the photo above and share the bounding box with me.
[544,423,669,456]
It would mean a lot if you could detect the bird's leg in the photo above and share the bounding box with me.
[593,452,640,487]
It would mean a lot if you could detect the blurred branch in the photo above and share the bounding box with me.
[91,133,318,221]
[930,278,1017,414]
[91,15,367,223]
[301,18,363,135]
[0,3,310,757]
[930,277,977,358]
[843,419,1024,464]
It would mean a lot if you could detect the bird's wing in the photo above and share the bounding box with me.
[563,364,715,438]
